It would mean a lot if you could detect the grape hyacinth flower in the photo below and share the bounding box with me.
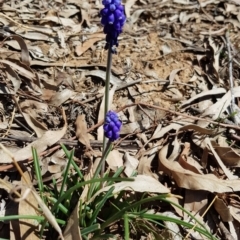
[100,0,126,53]
[103,111,122,142]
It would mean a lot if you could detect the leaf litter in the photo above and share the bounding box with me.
[0,0,240,239]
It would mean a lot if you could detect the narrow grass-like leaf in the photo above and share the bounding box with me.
[61,144,83,179]
[32,147,44,197]
[141,217,182,238]
[160,198,216,240]
[81,223,100,236]
[87,142,113,201]
[47,197,68,215]
[52,177,59,199]
[0,215,65,225]
[141,213,216,240]
[52,177,133,215]
[124,213,130,240]
[59,148,74,198]
[89,186,114,225]
[106,166,124,186]
[100,194,169,229]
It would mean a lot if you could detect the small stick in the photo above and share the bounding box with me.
[226,30,236,123]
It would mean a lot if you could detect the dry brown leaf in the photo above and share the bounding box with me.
[63,200,82,240]
[125,0,137,18]
[178,142,202,174]
[180,88,226,108]
[18,171,39,240]
[41,16,76,27]
[179,124,215,135]
[12,109,67,161]
[138,155,158,179]
[184,190,208,217]
[158,144,240,193]
[3,35,30,66]
[50,89,77,107]
[168,68,185,85]
[0,59,35,81]
[85,70,123,86]
[130,9,145,24]
[106,149,123,171]
[3,63,21,94]
[214,146,240,167]
[31,190,63,240]
[124,152,139,177]
[75,115,91,150]
[88,175,170,203]
[214,196,233,222]
[75,33,105,56]
[205,138,236,180]
[14,99,48,138]
[0,146,21,164]
[202,87,240,119]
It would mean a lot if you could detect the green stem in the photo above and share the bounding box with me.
[124,213,130,240]
[104,45,113,118]
[87,141,112,201]
[101,45,113,177]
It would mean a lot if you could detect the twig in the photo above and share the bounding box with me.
[226,30,236,123]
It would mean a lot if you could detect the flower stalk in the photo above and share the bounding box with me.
[98,0,125,178]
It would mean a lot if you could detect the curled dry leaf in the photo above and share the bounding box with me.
[158,144,240,193]
[75,115,91,150]
[3,35,30,66]
[125,0,137,18]
[180,88,226,109]
[178,142,202,174]
[16,99,48,137]
[75,33,105,56]
[214,196,233,222]
[85,70,123,87]
[168,68,185,85]
[12,108,67,162]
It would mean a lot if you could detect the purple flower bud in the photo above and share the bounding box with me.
[103,111,122,142]
[108,13,115,24]
[109,4,116,11]
[102,0,111,5]
[113,0,121,5]
[117,5,124,11]
[100,0,125,53]
[114,9,122,20]
[101,8,109,16]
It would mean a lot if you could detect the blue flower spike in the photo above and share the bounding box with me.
[103,111,122,142]
[101,0,126,53]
